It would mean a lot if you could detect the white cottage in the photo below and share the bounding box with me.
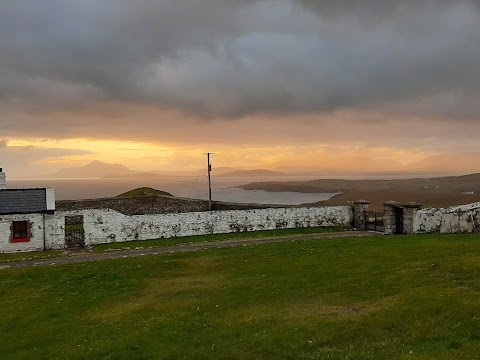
[0,168,60,252]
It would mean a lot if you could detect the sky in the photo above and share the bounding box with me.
[1,0,480,178]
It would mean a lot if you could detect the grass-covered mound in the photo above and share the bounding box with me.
[116,187,173,198]
[1,233,480,359]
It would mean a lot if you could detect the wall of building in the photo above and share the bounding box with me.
[44,214,66,250]
[66,206,352,246]
[414,202,480,233]
[0,213,44,252]
[0,213,65,252]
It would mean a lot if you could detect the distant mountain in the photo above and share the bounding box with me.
[219,169,287,177]
[49,161,243,179]
[210,166,242,175]
[49,160,136,178]
[103,171,168,179]
[152,166,242,177]
[405,153,480,174]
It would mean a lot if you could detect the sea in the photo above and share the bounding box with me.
[8,173,443,205]
[8,176,339,205]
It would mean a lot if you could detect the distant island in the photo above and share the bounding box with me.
[103,172,168,179]
[48,160,249,178]
[49,160,136,178]
[218,169,287,177]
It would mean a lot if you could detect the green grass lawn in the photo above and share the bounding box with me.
[93,226,349,252]
[0,250,64,263]
[1,233,480,359]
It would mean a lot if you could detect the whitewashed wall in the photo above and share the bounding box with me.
[1,206,352,252]
[414,202,480,233]
[44,214,66,250]
[0,213,64,252]
[70,206,352,246]
[0,214,44,252]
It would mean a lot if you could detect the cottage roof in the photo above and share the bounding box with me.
[0,188,55,215]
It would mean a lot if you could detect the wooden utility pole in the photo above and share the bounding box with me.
[204,152,215,210]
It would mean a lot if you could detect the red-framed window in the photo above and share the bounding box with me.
[11,221,30,243]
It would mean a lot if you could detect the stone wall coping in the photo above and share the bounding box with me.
[383,201,422,209]
[402,202,423,209]
[383,200,402,206]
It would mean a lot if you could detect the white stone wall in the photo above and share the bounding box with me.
[1,207,352,252]
[1,214,43,252]
[44,213,66,250]
[414,202,480,233]
[70,206,352,246]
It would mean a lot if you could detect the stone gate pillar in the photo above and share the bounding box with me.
[383,201,401,235]
[384,201,423,235]
[353,200,370,230]
[402,202,422,234]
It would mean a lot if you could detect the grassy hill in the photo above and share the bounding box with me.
[116,187,173,198]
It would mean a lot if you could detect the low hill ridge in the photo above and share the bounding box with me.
[238,173,480,194]
[116,187,173,198]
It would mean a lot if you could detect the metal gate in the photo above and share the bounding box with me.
[364,211,384,232]
[65,229,85,249]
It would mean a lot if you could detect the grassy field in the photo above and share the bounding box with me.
[0,250,64,263]
[1,233,480,359]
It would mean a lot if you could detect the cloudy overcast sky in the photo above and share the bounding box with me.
[1,0,480,177]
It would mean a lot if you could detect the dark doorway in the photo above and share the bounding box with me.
[65,215,85,249]
[394,207,404,235]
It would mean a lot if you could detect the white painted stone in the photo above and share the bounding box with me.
[0,214,45,252]
[0,213,66,253]
[68,206,352,246]
[46,187,56,211]
[1,206,353,252]
[44,213,66,250]
[414,202,480,233]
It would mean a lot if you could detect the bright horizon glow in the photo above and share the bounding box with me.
[0,135,464,179]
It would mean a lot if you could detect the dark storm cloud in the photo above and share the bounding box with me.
[1,0,480,118]
[294,0,476,17]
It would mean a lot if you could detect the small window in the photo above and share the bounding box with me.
[11,221,30,243]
